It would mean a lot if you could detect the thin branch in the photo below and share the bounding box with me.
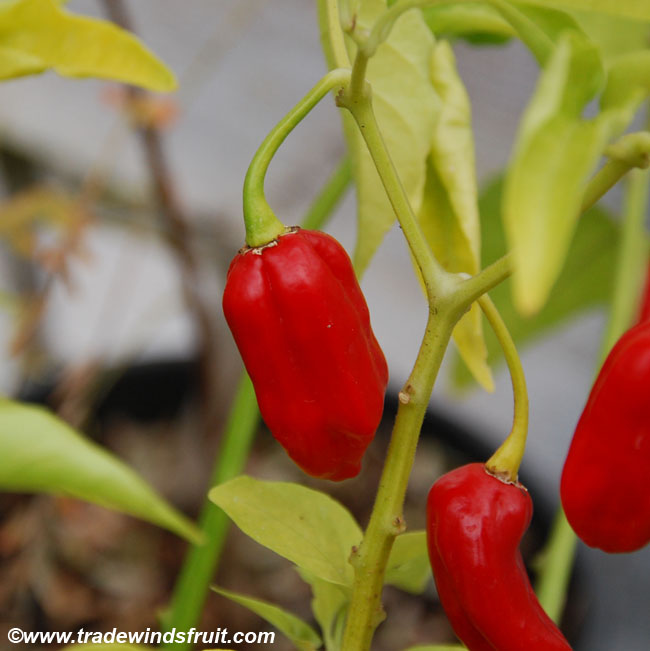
[103,0,220,437]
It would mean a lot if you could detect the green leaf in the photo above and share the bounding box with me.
[0,0,176,90]
[209,476,362,586]
[212,586,321,651]
[502,32,637,315]
[385,531,431,594]
[486,0,582,66]
[0,399,200,543]
[452,176,625,387]
[298,569,349,651]
[420,40,492,391]
[603,52,650,111]
[345,0,439,274]
[421,3,514,44]
[567,10,650,62]
[510,0,650,22]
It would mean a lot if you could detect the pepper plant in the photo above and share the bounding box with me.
[1,1,650,650]
[201,1,650,649]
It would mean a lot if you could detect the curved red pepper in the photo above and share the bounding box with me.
[222,228,388,481]
[427,463,571,650]
[561,320,650,553]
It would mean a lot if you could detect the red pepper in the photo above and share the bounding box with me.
[427,463,571,650]
[561,320,650,553]
[222,227,388,481]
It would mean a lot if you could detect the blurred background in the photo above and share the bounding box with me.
[0,1,648,649]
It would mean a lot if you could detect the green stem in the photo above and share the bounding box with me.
[317,0,351,69]
[349,49,370,100]
[580,159,632,214]
[336,36,512,649]
[161,373,259,644]
[602,168,650,352]
[301,156,352,231]
[534,509,577,624]
[162,159,351,648]
[341,310,457,651]
[581,130,650,213]
[455,253,513,310]
[536,167,650,623]
[363,0,439,57]
[481,295,528,483]
[242,68,351,247]
[337,91,449,299]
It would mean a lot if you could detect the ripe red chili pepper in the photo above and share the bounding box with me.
[561,320,650,553]
[427,463,571,650]
[222,227,388,481]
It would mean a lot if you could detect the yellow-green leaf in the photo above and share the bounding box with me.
[0,0,176,90]
[209,476,362,586]
[568,10,650,62]
[485,0,574,65]
[418,41,492,391]
[503,32,636,315]
[385,530,431,594]
[0,399,201,543]
[298,569,349,651]
[602,52,650,111]
[212,586,321,651]
[510,0,650,22]
[344,0,438,275]
[422,3,514,43]
[452,177,627,388]
[428,42,481,269]
[0,44,43,77]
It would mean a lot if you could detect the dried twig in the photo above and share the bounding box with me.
[102,0,220,438]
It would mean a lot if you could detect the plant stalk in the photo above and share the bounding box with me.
[336,52,502,651]
[337,92,449,299]
[161,373,259,640]
[340,310,456,651]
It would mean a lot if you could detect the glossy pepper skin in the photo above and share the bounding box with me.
[561,321,650,553]
[222,227,388,481]
[427,463,571,651]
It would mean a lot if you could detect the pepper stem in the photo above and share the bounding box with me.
[481,294,529,482]
[242,68,351,247]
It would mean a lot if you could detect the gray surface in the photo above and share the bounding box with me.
[0,1,648,648]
